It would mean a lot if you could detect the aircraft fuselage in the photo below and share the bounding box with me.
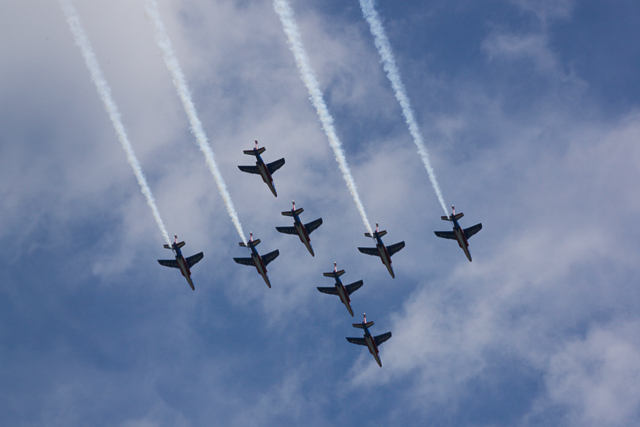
[332,276,353,316]
[292,214,314,256]
[173,246,194,290]
[250,247,271,288]
[363,327,382,367]
[254,154,277,197]
[451,219,472,262]
[374,237,395,278]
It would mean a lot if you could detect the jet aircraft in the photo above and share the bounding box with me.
[157,235,204,291]
[237,140,285,197]
[434,206,482,262]
[275,201,323,256]
[317,262,363,316]
[233,232,280,288]
[346,313,392,367]
[358,223,405,278]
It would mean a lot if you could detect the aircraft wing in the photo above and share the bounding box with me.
[317,286,339,295]
[233,257,255,266]
[186,252,204,268]
[262,249,280,266]
[464,223,483,239]
[238,165,260,174]
[345,280,364,295]
[387,241,405,257]
[358,247,380,257]
[266,158,285,174]
[275,226,297,235]
[157,259,179,269]
[304,218,323,234]
[374,332,392,346]
[434,231,456,240]
[346,337,367,346]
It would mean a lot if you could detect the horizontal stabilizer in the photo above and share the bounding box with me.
[317,287,338,296]
[365,230,387,238]
[163,244,171,249]
[239,239,260,248]
[262,249,280,266]
[454,212,464,220]
[345,280,364,295]
[346,337,367,346]
[434,230,456,240]
[158,259,179,269]
[266,158,285,175]
[233,257,255,266]
[281,207,303,217]
[304,218,323,234]
[186,252,204,268]
[358,247,380,257]
[353,321,374,329]
[374,332,392,346]
[441,216,450,221]
[387,241,405,257]
[175,241,185,249]
[243,147,266,156]
[238,165,260,174]
[464,223,483,239]
[275,226,297,235]
[323,269,345,277]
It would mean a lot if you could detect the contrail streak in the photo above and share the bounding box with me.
[59,0,172,246]
[273,0,373,235]
[144,0,246,242]
[359,0,448,215]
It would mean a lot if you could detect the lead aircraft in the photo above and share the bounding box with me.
[346,314,392,367]
[317,262,363,317]
[358,223,405,278]
[275,201,323,256]
[237,140,285,197]
[233,232,280,288]
[157,235,204,291]
[434,206,482,262]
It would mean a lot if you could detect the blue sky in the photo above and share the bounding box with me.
[2,0,640,425]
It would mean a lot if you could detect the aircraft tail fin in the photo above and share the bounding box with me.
[323,269,345,278]
[243,147,265,156]
[365,230,387,238]
[352,321,374,329]
[239,239,260,248]
[281,208,304,217]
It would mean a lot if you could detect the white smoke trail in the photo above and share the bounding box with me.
[273,0,373,235]
[144,0,246,243]
[59,0,172,246]
[359,0,448,215]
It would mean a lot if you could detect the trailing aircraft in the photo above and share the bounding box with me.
[358,223,405,278]
[434,205,482,262]
[157,235,204,291]
[237,140,285,197]
[275,201,322,256]
[233,232,280,288]
[317,262,363,316]
[346,313,392,367]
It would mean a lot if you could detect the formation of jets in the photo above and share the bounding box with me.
[157,143,483,367]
